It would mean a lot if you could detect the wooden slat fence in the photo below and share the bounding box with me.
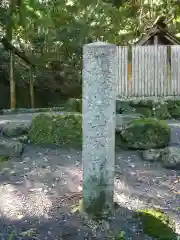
[117,45,180,98]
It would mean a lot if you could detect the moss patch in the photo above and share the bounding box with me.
[136,208,177,240]
[28,113,82,147]
[0,156,9,162]
[118,118,170,150]
[154,104,171,119]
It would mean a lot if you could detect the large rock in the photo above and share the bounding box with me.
[118,118,170,150]
[0,138,24,157]
[160,146,180,170]
[2,122,30,137]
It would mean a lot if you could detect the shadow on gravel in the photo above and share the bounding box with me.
[0,204,178,240]
[0,145,178,239]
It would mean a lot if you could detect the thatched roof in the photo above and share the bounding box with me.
[136,16,180,45]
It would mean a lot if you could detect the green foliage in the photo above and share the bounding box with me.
[118,118,170,149]
[1,0,180,104]
[136,208,177,240]
[28,113,82,147]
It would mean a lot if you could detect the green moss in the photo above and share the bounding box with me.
[154,104,171,119]
[28,114,53,144]
[28,113,82,147]
[118,118,170,149]
[0,156,9,162]
[51,113,82,146]
[168,107,180,119]
[136,208,177,240]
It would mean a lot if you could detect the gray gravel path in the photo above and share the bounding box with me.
[0,113,179,239]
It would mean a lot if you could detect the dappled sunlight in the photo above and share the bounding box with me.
[0,183,52,220]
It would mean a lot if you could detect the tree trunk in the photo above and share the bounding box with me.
[6,0,16,109]
[29,67,35,108]
[9,50,16,109]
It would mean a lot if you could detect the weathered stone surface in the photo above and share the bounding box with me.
[82,42,116,218]
[118,118,170,150]
[2,122,30,137]
[0,138,24,157]
[160,146,180,170]
[116,113,142,131]
[138,149,163,162]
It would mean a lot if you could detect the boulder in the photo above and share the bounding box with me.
[117,118,170,150]
[2,122,30,137]
[160,146,180,170]
[0,138,24,157]
[28,113,82,147]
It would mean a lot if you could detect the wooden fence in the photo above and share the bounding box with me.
[117,45,180,98]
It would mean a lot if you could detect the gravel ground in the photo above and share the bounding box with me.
[0,145,178,239]
[0,113,179,239]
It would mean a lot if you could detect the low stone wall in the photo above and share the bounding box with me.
[116,97,180,119]
[3,97,180,120]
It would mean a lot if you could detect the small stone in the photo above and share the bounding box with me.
[160,146,180,170]
[0,139,23,157]
[139,149,163,162]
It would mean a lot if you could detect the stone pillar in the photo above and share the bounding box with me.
[82,42,117,219]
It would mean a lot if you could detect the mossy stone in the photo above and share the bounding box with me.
[118,118,170,150]
[168,106,180,119]
[28,113,82,147]
[51,113,82,146]
[28,114,53,144]
[136,208,177,240]
[154,104,171,119]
